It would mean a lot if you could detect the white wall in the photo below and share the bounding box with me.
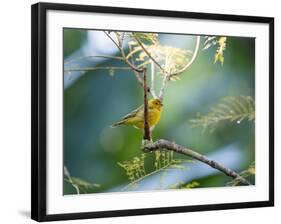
[0,0,279,223]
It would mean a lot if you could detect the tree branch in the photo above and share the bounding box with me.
[142,139,252,185]
[143,67,151,141]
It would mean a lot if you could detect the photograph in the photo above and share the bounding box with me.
[63,29,255,195]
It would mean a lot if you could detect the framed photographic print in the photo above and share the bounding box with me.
[31,2,274,222]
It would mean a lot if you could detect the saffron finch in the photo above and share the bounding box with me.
[112,98,163,130]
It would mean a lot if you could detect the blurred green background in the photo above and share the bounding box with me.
[63,29,255,195]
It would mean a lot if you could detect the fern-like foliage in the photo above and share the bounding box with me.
[190,96,255,132]
[118,151,192,190]
[117,154,147,182]
[128,33,192,77]
[226,161,255,186]
[203,36,227,65]
[64,166,100,194]
[169,180,200,189]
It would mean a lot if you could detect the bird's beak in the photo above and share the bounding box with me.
[160,102,163,106]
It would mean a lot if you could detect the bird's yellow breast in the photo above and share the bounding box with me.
[148,107,162,126]
[132,107,162,130]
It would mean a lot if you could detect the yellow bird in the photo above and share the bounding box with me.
[111,98,163,130]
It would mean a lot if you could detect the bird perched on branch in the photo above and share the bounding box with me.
[111,98,163,131]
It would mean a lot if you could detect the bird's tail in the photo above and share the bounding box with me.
[111,120,125,128]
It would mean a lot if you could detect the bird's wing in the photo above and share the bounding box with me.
[122,104,144,120]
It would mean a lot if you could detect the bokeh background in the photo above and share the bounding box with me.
[63,29,255,195]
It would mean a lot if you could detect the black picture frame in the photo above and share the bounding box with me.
[31,2,274,222]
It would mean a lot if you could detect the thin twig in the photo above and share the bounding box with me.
[133,70,149,91]
[150,61,157,99]
[136,61,151,69]
[128,44,150,91]
[104,31,143,73]
[143,67,151,141]
[133,33,168,75]
[158,75,169,102]
[103,31,123,52]
[133,34,200,101]
[64,166,80,194]
[170,36,201,77]
[158,36,201,100]
[132,34,169,101]
[64,66,131,72]
[64,55,124,65]
[116,32,125,48]
[142,139,252,185]
[126,47,143,59]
